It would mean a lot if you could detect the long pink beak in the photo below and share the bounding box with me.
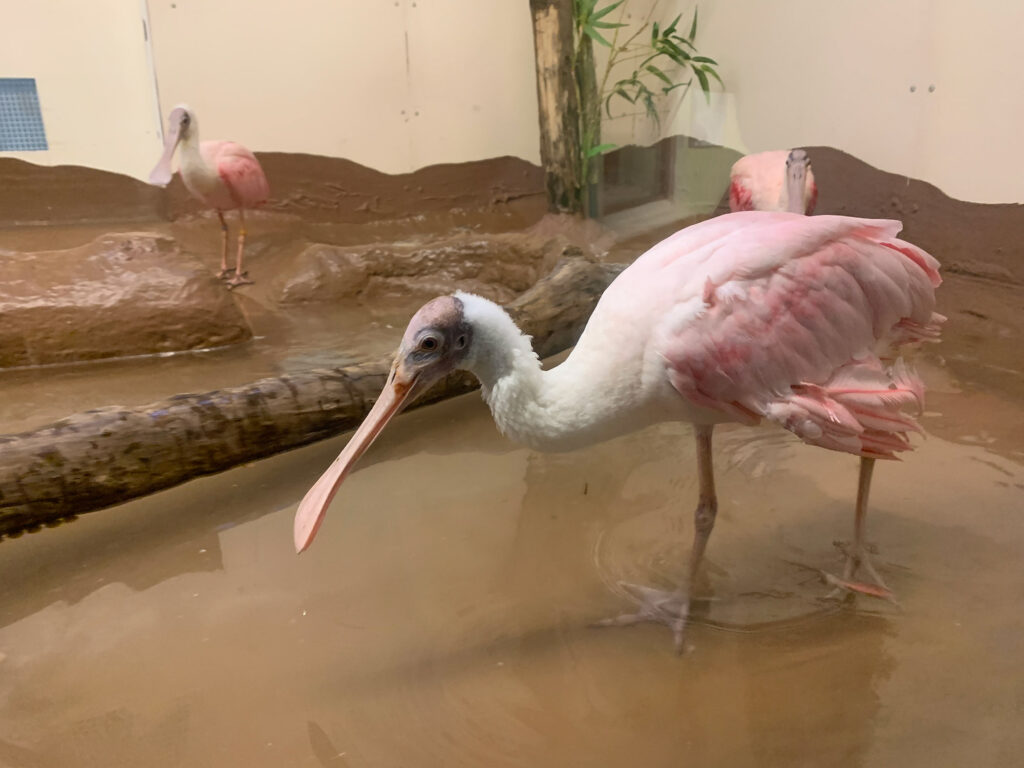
[148,123,181,186]
[292,367,418,553]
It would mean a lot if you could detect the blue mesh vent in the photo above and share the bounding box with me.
[0,78,48,151]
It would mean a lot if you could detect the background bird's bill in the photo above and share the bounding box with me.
[292,365,417,553]
[148,113,183,187]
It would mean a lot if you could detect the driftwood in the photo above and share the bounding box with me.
[0,257,625,538]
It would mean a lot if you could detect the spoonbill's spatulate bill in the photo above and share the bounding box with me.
[149,104,269,288]
[294,212,944,651]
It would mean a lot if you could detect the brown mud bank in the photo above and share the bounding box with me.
[0,154,546,228]
[0,213,606,369]
[0,233,251,368]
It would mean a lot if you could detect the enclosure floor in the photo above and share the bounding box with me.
[0,225,1022,766]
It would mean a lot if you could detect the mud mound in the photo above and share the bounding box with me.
[273,216,609,306]
[0,233,251,368]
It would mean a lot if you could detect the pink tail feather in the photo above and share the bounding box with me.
[766,358,927,459]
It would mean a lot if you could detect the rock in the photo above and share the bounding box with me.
[0,233,251,368]
[274,224,595,306]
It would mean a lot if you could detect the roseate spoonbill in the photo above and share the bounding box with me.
[729,149,890,604]
[729,149,817,215]
[293,212,943,651]
[149,105,270,287]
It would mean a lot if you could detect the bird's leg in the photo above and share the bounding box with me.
[227,209,253,288]
[822,457,896,603]
[593,425,718,653]
[216,211,233,279]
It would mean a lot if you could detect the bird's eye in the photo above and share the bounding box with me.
[455,335,467,350]
[420,336,438,352]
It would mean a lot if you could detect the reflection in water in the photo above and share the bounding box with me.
[307,721,349,767]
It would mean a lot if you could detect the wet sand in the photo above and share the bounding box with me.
[1,211,1023,765]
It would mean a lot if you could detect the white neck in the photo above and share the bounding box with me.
[455,292,654,452]
[178,122,209,175]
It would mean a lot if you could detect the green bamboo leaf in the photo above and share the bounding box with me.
[642,91,658,123]
[605,86,633,117]
[583,25,613,47]
[692,55,718,64]
[689,7,699,40]
[591,20,626,29]
[586,142,617,157]
[664,13,681,36]
[672,35,697,50]
[592,0,624,21]
[574,0,594,22]
[692,65,711,101]
[702,64,725,89]
[659,39,691,62]
[651,21,659,43]
[646,64,673,86]
[605,93,616,118]
[615,84,637,103]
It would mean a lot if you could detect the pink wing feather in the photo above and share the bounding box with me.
[205,141,270,209]
[728,179,754,212]
[606,212,943,459]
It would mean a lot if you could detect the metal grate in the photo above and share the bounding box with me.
[0,78,48,151]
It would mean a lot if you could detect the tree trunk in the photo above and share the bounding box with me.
[0,257,625,539]
[529,0,582,214]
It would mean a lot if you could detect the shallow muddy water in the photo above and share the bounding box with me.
[1,216,1023,766]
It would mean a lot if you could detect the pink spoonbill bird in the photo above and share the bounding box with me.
[293,212,943,651]
[729,148,894,604]
[729,149,817,215]
[149,105,270,287]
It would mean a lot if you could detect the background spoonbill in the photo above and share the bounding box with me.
[729,149,817,215]
[728,150,893,602]
[149,105,270,287]
[293,212,943,651]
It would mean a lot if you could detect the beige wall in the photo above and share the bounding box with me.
[676,0,1022,204]
[3,1,1018,204]
[0,1,163,178]
[146,0,542,175]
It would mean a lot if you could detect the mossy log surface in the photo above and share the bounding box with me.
[0,257,625,538]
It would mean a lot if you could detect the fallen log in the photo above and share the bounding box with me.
[0,257,625,538]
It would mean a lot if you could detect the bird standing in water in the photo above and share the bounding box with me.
[294,212,943,651]
[730,149,818,215]
[149,105,270,287]
[728,148,895,603]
